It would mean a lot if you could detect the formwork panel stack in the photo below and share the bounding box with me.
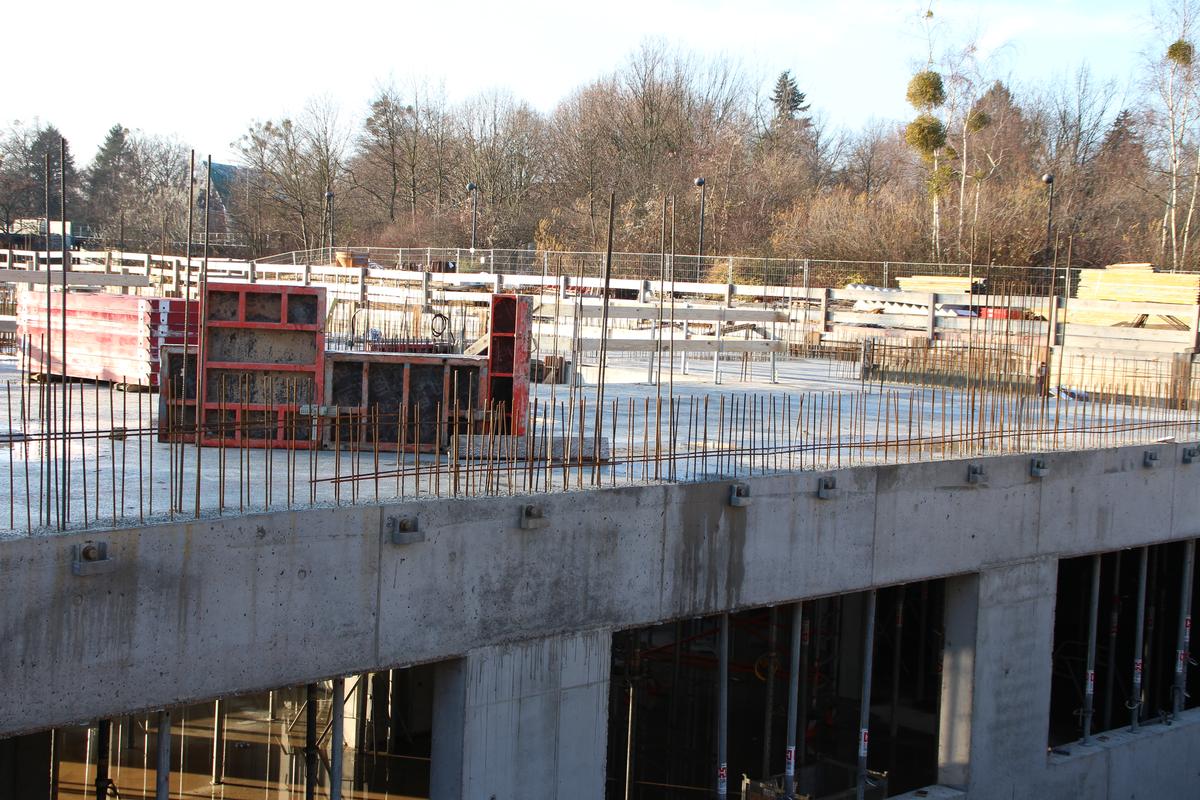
[17,290,198,387]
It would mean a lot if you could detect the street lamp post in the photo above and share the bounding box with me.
[695,177,707,268]
[326,188,336,250]
[467,182,478,251]
[1041,173,1055,268]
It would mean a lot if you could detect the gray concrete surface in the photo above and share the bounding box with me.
[4,441,1200,798]
[431,630,610,799]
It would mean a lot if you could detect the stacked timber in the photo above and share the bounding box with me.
[895,275,982,294]
[1074,263,1200,304]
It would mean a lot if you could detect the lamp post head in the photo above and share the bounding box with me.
[466,182,477,193]
[694,177,706,188]
[325,190,334,201]
[1041,173,1054,185]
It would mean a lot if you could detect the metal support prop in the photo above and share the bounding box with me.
[211,699,225,784]
[95,719,112,799]
[856,590,877,800]
[155,710,171,800]
[50,729,59,799]
[1174,539,1196,714]
[306,683,318,800]
[717,613,729,799]
[623,636,638,800]
[124,715,138,751]
[889,588,904,769]
[799,607,811,770]
[713,319,722,384]
[683,321,690,374]
[331,677,345,800]
[770,319,779,384]
[762,606,778,778]
[1131,547,1149,731]
[1082,554,1101,743]
[784,602,804,799]
[1103,553,1121,731]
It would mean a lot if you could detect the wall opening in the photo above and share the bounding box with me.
[0,665,434,799]
[606,579,945,799]
[1050,539,1199,749]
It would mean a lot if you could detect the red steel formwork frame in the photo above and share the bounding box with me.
[485,294,531,435]
[198,283,326,450]
[323,351,488,452]
[17,290,198,388]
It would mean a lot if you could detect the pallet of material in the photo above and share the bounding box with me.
[1074,264,1200,305]
[894,275,984,294]
[17,290,198,387]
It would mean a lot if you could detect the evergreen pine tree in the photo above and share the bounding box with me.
[770,71,810,121]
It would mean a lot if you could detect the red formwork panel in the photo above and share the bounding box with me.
[484,294,531,435]
[17,290,199,387]
[323,350,488,452]
[198,283,326,449]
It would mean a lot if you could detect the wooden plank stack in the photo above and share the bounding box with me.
[1075,263,1200,304]
[895,275,983,294]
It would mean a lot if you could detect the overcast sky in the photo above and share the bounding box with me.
[8,0,1149,164]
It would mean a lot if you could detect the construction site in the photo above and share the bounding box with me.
[2,238,1200,800]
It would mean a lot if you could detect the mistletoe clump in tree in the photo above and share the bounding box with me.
[905,69,949,260]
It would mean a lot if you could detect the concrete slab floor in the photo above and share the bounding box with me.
[1,351,1190,537]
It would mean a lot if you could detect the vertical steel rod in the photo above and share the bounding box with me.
[623,641,636,800]
[1173,539,1195,714]
[155,710,171,800]
[717,612,729,799]
[1131,547,1149,731]
[331,677,345,800]
[762,606,778,779]
[888,587,904,769]
[1082,554,1101,743]
[95,719,111,799]
[211,699,224,784]
[59,138,70,529]
[1103,552,1121,731]
[856,590,877,800]
[305,682,318,800]
[49,728,59,799]
[784,602,804,799]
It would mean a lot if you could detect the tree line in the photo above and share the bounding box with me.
[4,7,1200,273]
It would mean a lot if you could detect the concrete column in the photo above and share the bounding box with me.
[937,573,979,789]
[942,560,1057,799]
[431,629,612,800]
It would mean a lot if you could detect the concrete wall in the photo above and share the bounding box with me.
[940,558,1200,800]
[4,442,1200,798]
[431,629,610,799]
[2,442,1196,737]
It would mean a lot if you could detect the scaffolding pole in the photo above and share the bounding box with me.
[784,602,804,799]
[856,590,877,800]
[1082,554,1101,743]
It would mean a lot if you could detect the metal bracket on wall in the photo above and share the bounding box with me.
[817,476,838,500]
[1183,447,1200,465]
[967,464,986,485]
[1144,451,1160,469]
[386,515,424,545]
[1030,458,1049,478]
[71,541,116,576]
[299,404,340,418]
[729,483,752,508]
[520,505,548,530]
